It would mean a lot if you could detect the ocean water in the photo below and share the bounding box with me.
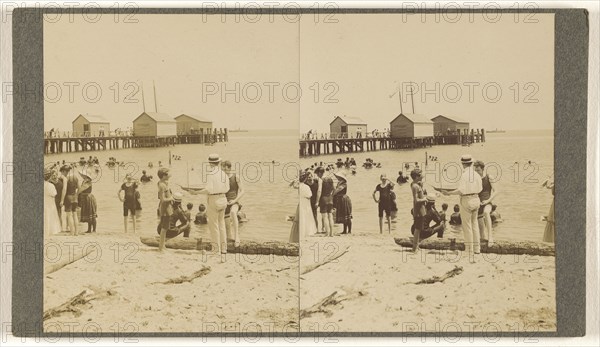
[300,130,554,242]
[44,130,299,242]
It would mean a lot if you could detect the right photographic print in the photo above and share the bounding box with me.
[298,12,556,333]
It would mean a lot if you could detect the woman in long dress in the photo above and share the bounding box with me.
[44,169,62,237]
[333,171,353,234]
[299,171,317,238]
[78,173,98,233]
[542,178,555,243]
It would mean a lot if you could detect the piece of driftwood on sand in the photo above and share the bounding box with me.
[300,288,366,319]
[394,238,555,256]
[44,245,95,275]
[139,237,299,256]
[301,246,350,275]
[151,266,211,285]
[43,289,115,321]
[415,266,463,284]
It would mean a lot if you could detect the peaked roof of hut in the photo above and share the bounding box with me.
[330,116,367,125]
[431,114,470,124]
[175,114,212,123]
[134,112,176,123]
[391,113,433,124]
[74,114,109,123]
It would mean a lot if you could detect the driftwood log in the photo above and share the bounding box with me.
[43,289,115,321]
[300,289,366,319]
[44,245,96,275]
[394,238,555,256]
[301,246,350,275]
[415,266,463,284]
[151,266,211,285]
[140,237,299,256]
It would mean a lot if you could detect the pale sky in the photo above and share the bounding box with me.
[44,13,553,132]
[44,14,300,131]
[299,13,554,132]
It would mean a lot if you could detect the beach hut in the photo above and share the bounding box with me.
[175,114,213,135]
[389,113,434,138]
[431,115,470,135]
[329,116,368,138]
[72,114,110,137]
[132,112,177,137]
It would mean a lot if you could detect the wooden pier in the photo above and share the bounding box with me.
[300,129,485,157]
[45,128,228,154]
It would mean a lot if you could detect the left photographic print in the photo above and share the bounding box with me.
[42,13,300,333]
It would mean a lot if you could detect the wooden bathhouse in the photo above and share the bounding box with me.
[389,113,434,138]
[330,116,368,138]
[431,115,470,135]
[175,114,213,135]
[132,112,177,137]
[72,114,110,136]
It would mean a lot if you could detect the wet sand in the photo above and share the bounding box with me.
[43,232,299,333]
[299,232,556,333]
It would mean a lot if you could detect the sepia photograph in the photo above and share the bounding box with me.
[297,12,556,333]
[4,3,591,341]
[42,13,300,333]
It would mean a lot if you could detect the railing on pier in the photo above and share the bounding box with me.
[301,132,390,141]
[44,128,229,154]
[299,129,485,157]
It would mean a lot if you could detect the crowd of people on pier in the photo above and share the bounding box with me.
[44,128,134,139]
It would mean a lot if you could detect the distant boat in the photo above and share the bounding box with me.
[178,161,205,194]
[229,127,248,133]
[487,128,506,133]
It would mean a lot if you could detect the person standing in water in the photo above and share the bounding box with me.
[222,160,244,247]
[373,174,394,234]
[118,174,138,233]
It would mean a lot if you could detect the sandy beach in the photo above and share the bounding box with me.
[43,232,299,334]
[299,232,556,333]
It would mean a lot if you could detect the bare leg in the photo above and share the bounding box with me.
[123,217,128,233]
[72,212,79,236]
[378,217,383,234]
[218,209,227,254]
[66,213,73,234]
[132,212,137,234]
[484,212,493,245]
[327,213,334,236]
[231,204,240,246]
[321,213,330,236]
[387,215,391,234]
[158,228,167,252]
